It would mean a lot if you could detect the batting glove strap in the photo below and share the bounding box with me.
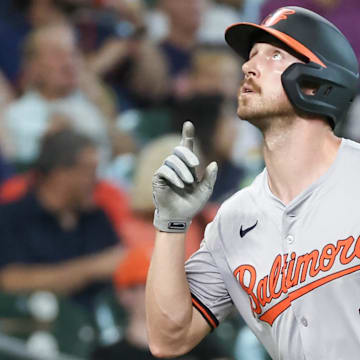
[153,211,192,233]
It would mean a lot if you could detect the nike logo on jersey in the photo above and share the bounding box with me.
[233,235,360,326]
[240,221,258,238]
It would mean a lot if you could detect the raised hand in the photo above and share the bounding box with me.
[152,121,218,233]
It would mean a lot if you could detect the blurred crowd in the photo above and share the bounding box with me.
[0,0,358,359]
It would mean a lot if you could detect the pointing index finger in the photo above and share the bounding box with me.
[181,120,195,151]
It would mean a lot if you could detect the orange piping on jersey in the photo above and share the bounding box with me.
[234,235,360,325]
[191,296,218,329]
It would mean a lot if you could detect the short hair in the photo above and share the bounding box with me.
[34,129,96,176]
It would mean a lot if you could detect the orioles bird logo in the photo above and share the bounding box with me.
[262,8,296,27]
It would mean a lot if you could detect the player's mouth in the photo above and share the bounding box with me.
[240,85,256,95]
[239,79,261,98]
[240,80,261,95]
[243,86,253,93]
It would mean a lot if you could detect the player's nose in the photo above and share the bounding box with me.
[242,58,259,79]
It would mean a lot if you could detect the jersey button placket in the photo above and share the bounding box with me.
[283,210,296,250]
[286,235,295,244]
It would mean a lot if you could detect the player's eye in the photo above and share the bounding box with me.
[272,51,282,60]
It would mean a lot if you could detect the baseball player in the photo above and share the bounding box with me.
[146,6,360,360]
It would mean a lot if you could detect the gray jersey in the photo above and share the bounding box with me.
[185,138,360,360]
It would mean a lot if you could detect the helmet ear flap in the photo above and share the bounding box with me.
[282,62,357,129]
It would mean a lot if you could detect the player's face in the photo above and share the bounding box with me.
[237,42,304,130]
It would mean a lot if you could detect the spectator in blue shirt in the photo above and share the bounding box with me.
[0,129,123,309]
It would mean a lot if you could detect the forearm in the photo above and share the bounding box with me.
[86,40,129,77]
[0,257,96,295]
[148,121,217,357]
[146,230,195,357]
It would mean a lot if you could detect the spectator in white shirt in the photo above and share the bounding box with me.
[2,23,111,171]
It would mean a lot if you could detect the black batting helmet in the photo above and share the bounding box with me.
[225,6,359,128]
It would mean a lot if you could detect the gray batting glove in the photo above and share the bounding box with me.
[152,121,218,233]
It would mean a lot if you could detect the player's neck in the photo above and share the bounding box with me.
[263,118,341,205]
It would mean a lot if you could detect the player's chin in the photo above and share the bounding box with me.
[237,104,264,121]
[237,107,271,130]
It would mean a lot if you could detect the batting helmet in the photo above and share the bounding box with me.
[225,6,359,128]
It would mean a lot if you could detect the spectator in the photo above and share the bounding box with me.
[0,129,123,309]
[172,94,247,202]
[92,245,231,360]
[0,0,69,86]
[74,0,169,110]
[1,23,111,171]
[188,45,242,99]
[0,171,132,242]
[158,0,207,98]
[198,0,264,44]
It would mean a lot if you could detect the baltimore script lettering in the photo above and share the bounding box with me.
[233,235,360,325]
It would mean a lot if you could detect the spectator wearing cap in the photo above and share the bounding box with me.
[92,245,231,360]
[0,129,124,309]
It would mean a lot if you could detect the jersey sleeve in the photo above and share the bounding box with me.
[185,215,234,330]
